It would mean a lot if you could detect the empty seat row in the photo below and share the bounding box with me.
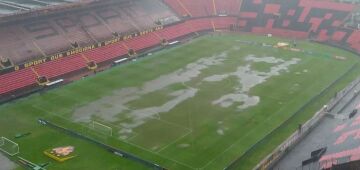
[0,17,235,95]
[164,0,241,17]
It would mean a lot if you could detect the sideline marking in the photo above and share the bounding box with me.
[157,130,192,153]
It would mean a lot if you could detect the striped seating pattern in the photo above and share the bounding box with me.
[0,17,236,95]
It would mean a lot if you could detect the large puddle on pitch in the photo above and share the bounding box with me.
[0,153,15,170]
[72,50,300,139]
[72,52,229,131]
[205,55,300,109]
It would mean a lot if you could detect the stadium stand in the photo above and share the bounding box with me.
[0,15,237,97]
[163,0,242,17]
[124,33,161,51]
[335,0,360,4]
[0,0,94,18]
[235,0,360,54]
[0,68,37,95]
[2,0,360,107]
[0,0,179,65]
[3,1,360,170]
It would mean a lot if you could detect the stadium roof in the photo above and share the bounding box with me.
[0,0,89,16]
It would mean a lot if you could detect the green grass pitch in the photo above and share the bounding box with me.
[0,33,360,170]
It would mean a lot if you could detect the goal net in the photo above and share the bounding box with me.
[90,121,113,137]
[0,137,19,156]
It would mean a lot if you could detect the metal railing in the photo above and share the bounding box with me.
[253,74,360,170]
[224,63,360,170]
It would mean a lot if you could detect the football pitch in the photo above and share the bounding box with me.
[1,33,360,170]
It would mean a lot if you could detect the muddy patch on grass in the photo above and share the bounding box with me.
[205,55,300,109]
[0,153,15,170]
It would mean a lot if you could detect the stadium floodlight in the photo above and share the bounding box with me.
[91,121,113,137]
[0,137,19,156]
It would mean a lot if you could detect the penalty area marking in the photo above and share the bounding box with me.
[91,121,113,137]
[32,104,73,120]
[0,137,19,156]
[113,132,197,170]
[33,95,197,169]
[34,105,196,169]
[32,77,294,170]
[152,116,192,132]
[156,130,192,153]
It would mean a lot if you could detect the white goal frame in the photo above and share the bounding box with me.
[0,137,19,156]
[91,121,113,137]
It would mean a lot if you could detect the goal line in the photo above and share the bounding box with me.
[91,121,113,137]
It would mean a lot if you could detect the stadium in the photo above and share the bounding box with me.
[0,0,360,169]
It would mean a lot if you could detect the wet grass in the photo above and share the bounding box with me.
[0,34,359,170]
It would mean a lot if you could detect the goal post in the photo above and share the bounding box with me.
[0,137,19,156]
[90,121,113,137]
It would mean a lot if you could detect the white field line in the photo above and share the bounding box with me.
[124,132,140,141]
[200,96,303,169]
[153,116,192,131]
[37,76,229,169]
[118,135,197,170]
[101,121,140,140]
[34,101,144,139]
[35,74,292,169]
[106,101,192,134]
[34,104,143,140]
[262,94,284,102]
[33,104,196,169]
[35,96,192,147]
[48,91,90,105]
[156,130,192,153]
[33,103,73,117]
